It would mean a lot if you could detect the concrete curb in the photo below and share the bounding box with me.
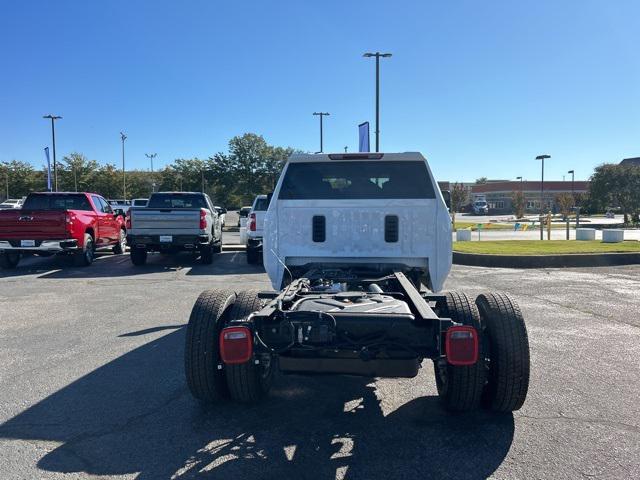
[453,251,640,268]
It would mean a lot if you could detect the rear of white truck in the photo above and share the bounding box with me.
[263,152,452,291]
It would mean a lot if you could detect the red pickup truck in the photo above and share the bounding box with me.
[0,192,127,269]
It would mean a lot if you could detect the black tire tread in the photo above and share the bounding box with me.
[0,252,20,269]
[226,290,272,403]
[436,291,486,411]
[185,289,237,402]
[130,248,147,266]
[476,292,530,412]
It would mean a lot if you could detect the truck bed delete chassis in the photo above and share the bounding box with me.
[233,272,455,378]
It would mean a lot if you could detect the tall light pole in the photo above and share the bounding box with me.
[146,153,157,173]
[536,154,551,240]
[363,52,392,152]
[43,115,62,191]
[120,132,127,200]
[516,176,523,190]
[312,112,330,153]
[568,170,575,198]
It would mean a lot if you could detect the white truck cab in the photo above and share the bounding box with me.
[263,152,452,291]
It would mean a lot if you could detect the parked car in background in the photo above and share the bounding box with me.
[237,206,251,227]
[0,198,24,209]
[126,192,222,265]
[246,194,269,264]
[214,206,227,226]
[107,199,132,215]
[0,192,127,269]
[131,198,148,207]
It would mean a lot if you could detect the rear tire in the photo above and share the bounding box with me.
[73,234,94,267]
[246,247,259,264]
[213,233,222,254]
[0,252,20,269]
[476,292,530,412]
[185,289,236,403]
[113,228,127,254]
[226,290,273,403]
[200,243,214,264]
[130,248,147,266]
[434,291,486,412]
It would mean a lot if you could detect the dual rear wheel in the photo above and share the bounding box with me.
[435,291,530,412]
[184,289,273,404]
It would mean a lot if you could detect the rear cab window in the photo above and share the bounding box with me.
[147,193,207,209]
[278,161,435,200]
[252,197,270,211]
[22,194,93,211]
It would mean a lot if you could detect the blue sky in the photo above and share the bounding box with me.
[1,0,638,182]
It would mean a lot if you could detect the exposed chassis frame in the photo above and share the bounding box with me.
[234,272,457,378]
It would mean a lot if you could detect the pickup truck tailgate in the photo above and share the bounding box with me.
[129,209,202,233]
[0,210,68,239]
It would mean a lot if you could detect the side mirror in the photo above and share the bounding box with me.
[221,208,227,214]
[267,192,274,205]
[441,190,451,210]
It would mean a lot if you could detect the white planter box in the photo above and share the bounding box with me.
[602,229,624,243]
[456,229,472,242]
[576,228,596,241]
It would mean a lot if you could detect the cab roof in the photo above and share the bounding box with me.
[287,152,427,163]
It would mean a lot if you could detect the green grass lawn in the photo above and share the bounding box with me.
[453,240,640,255]
[453,221,569,231]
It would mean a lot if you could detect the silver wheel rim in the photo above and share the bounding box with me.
[120,231,126,251]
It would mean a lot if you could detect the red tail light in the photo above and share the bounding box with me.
[65,212,74,234]
[219,326,253,364]
[199,208,207,230]
[248,213,256,232]
[125,210,131,229]
[445,326,479,366]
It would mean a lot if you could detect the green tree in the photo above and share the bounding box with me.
[59,153,99,192]
[475,177,488,185]
[0,160,39,199]
[450,182,467,229]
[555,193,575,219]
[589,164,640,224]
[511,190,526,219]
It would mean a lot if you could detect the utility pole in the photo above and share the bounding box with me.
[312,112,330,153]
[344,146,348,153]
[120,132,127,200]
[363,51,392,152]
[146,153,157,172]
[568,170,575,198]
[43,115,62,191]
[536,155,551,240]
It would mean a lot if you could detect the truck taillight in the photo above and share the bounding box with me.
[125,211,131,229]
[199,209,207,230]
[65,212,74,233]
[219,326,253,364]
[248,213,256,232]
[445,326,479,366]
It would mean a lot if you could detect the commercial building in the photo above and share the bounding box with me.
[471,181,589,215]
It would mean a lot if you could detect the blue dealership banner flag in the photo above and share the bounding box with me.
[358,122,370,152]
[44,147,51,191]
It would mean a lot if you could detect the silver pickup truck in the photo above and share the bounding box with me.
[126,192,222,265]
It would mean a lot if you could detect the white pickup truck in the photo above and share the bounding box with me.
[184,152,530,413]
[245,194,269,264]
[126,192,222,265]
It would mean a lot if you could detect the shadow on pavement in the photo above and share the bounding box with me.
[0,251,265,280]
[0,328,514,479]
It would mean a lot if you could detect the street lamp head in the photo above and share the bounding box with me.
[568,170,574,174]
[313,112,330,116]
[516,176,522,180]
[43,114,62,120]
[363,52,392,58]
[363,53,374,57]
[380,53,392,57]
[120,132,127,141]
[535,154,551,160]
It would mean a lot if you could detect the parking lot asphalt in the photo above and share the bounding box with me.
[0,251,639,479]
